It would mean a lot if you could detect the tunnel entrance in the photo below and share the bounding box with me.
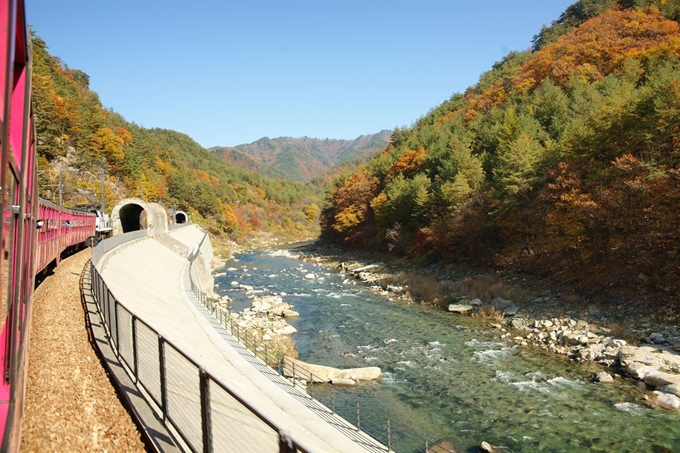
[119,203,146,233]
[111,198,169,236]
[175,211,187,224]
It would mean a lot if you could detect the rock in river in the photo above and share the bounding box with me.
[282,357,382,385]
[448,304,474,314]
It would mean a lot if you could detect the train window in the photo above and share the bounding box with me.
[0,162,16,335]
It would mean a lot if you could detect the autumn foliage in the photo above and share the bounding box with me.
[520,7,680,88]
[322,1,680,302]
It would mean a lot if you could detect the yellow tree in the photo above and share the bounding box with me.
[134,169,167,202]
[215,198,241,234]
[90,127,124,167]
[329,170,379,234]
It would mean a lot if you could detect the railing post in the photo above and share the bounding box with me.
[278,430,294,453]
[91,264,98,301]
[107,289,115,343]
[97,268,103,305]
[114,301,120,351]
[105,283,111,325]
[158,335,167,421]
[265,343,269,368]
[309,372,313,398]
[103,284,108,322]
[132,315,138,381]
[292,361,296,388]
[356,401,361,432]
[105,288,111,329]
[387,419,391,452]
[200,368,212,453]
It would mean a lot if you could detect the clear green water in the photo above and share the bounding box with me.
[215,249,680,453]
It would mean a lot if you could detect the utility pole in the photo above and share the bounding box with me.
[100,165,105,210]
[57,166,81,207]
[59,168,63,206]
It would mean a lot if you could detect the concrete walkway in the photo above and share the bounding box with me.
[96,225,387,453]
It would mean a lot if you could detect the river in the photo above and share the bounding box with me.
[213,247,680,453]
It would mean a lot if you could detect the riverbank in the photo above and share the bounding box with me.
[210,239,680,451]
[291,241,680,412]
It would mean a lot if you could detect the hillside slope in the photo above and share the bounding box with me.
[321,1,680,305]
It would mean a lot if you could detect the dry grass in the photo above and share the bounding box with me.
[381,271,457,308]
[477,305,504,322]
[271,334,298,360]
[247,327,298,368]
[382,269,538,311]
[210,234,241,259]
[406,274,456,306]
[608,321,640,344]
[561,294,583,305]
[458,274,531,304]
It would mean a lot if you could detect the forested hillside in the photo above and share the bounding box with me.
[322,0,680,301]
[210,132,391,183]
[31,33,320,240]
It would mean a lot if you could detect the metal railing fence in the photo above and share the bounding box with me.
[90,262,313,453]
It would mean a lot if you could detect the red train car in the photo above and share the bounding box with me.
[35,200,96,274]
[0,0,36,449]
[0,0,99,448]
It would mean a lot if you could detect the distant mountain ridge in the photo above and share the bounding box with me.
[209,131,392,182]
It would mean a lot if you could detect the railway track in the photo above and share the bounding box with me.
[20,249,145,452]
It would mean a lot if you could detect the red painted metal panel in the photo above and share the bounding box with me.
[9,58,24,169]
[0,0,10,124]
[0,0,34,449]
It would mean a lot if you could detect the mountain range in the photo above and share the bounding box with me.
[209,131,391,183]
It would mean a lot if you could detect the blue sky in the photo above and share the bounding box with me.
[27,0,574,148]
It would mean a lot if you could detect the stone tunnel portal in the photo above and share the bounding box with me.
[119,203,147,233]
[111,198,169,236]
[175,211,188,224]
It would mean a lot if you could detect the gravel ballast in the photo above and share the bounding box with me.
[20,249,146,452]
